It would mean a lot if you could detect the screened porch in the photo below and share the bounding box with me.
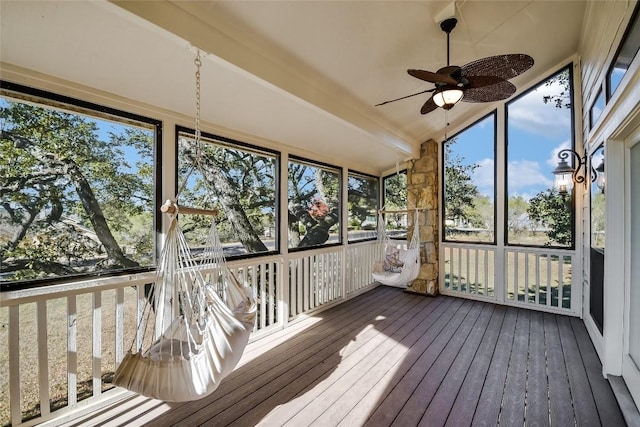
[2,1,640,426]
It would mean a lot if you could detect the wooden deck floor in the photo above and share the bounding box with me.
[66,286,625,427]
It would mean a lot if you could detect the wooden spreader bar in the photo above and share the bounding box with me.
[161,199,218,216]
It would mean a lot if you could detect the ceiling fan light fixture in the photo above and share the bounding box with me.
[432,86,463,109]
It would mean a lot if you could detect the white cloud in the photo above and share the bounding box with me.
[508,160,553,190]
[472,158,494,187]
[547,140,571,167]
[471,158,495,197]
[509,81,571,138]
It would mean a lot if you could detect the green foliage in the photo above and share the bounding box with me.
[507,195,530,234]
[383,172,407,210]
[287,163,340,247]
[347,175,378,228]
[444,141,479,226]
[465,195,493,229]
[591,191,605,248]
[527,188,573,246]
[1,100,154,281]
[543,68,571,109]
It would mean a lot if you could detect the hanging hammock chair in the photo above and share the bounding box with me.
[372,209,421,288]
[112,207,257,401]
[112,50,256,402]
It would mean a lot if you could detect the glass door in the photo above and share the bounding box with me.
[590,146,605,333]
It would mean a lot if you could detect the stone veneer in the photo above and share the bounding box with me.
[405,139,439,296]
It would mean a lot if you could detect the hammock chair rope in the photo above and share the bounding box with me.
[112,49,256,402]
[372,208,421,288]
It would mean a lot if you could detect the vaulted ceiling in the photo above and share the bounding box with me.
[1,1,587,174]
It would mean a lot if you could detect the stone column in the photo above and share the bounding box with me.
[406,139,439,296]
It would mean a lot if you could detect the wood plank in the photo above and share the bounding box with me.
[148,287,413,426]
[543,312,575,426]
[499,309,530,426]
[145,286,401,426]
[259,295,449,426]
[557,315,601,426]
[206,291,428,426]
[569,317,626,426]
[420,303,496,426]
[470,306,518,426]
[69,288,626,427]
[364,299,475,426]
[443,305,507,427]
[393,301,486,426]
[333,297,460,427]
[525,310,550,426]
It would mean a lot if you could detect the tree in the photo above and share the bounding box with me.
[543,68,571,109]
[1,101,153,281]
[287,163,340,247]
[347,175,378,228]
[179,138,271,253]
[444,142,480,228]
[507,195,530,235]
[527,188,572,246]
[383,172,407,231]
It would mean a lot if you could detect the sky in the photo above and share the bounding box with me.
[449,75,572,201]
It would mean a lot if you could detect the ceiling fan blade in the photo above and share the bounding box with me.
[464,75,507,89]
[408,69,458,86]
[420,96,438,115]
[375,88,436,107]
[462,80,516,103]
[461,54,534,80]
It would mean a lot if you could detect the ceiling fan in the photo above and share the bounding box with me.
[376,17,534,114]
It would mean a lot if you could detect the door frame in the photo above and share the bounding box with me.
[622,125,640,405]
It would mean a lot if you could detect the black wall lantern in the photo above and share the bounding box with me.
[553,149,603,195]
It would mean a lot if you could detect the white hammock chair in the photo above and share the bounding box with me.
[113,50,256,401]
[372,209,421,288]
[112,209,257,401]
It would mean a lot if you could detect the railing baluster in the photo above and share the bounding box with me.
[558,255,564,308]
[535,254,540,305]
[525,252,530,302]
[67,296,77,406]
[9,305,21,426]
[115,287,124,364]
[474,249,479,294]
[268,262,275,327]
[260,263,267,330]
[92,292,102,397]
[547,254,552,307]
[456,247,461,291]
[297,258,303,316]
[136,282,145,349]
[37,300,50,417]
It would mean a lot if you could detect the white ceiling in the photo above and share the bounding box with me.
[0,0,586,174]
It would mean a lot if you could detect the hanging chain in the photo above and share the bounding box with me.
[175,50,203,202]
[194,51,202,145]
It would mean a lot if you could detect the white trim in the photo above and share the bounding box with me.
[603,139,626,376]
[622,126,640,406]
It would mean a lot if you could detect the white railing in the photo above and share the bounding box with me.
[226,255,282,335]
[504,247,576,313]
[345,241,381,295]
[442,244,496,298]
[441,243,578,316]
[0,242,380,426]
[288,247,343,319]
